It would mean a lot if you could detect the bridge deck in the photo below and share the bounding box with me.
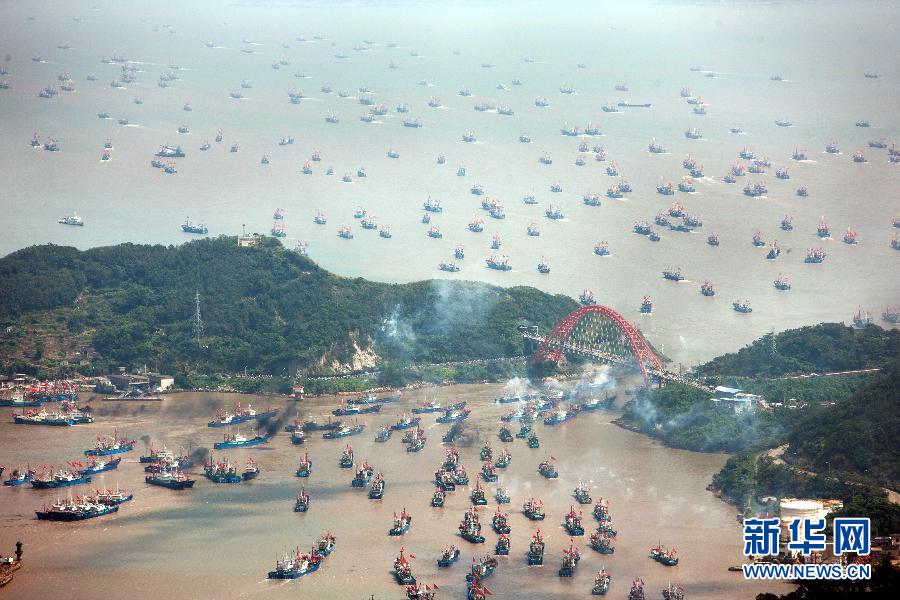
[524,333,713,392]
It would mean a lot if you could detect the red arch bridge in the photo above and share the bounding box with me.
[525,304,712,391]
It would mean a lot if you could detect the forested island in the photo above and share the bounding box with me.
[617,324,900,536]
[0,237,577,388]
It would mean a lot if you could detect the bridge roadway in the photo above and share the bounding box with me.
[523,332,714,392]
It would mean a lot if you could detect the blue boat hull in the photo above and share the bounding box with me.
[36,505,118,521]
[3,476,33,486]
[84,444,134,456]
[102,494,134,505]
[32,475,92,489]
[81,460,121,475]
[146,477,194,489]
[214,436,269,449]
[206,474,242,483]
[267,563,320,579]
[0,400,43,407]
[14,417,74,426]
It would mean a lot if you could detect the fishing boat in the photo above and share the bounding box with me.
[538,459,558,479]
[294,488,310,512]
[527,529,546,564]
[431,489,446,507]
[480,461,498,482]
[92,486,133,506]
[492,508,511,534]
[544,404,578,425]
[565,506,586,535]
[351,461,375,487]
[338,445,355,468]
[267,548,321,579]
[240,458,260,481]
[389,509,413,536]
[373,426,392,443]
[332,402,380,416]
[181,218,208,234]
[466,555,497,581]
[805,248,827,263]
[438,545,461,567]
[733,300,753,314]
[35,497,118,521]
[58,214,84,226]
[650,544,679,566]
[593,569,612,595]
[436,407,471,423]
[204,456,242,483]
[145,469,195,490]
[84,433,135,456]
[766,243,781,260]
[527,433,540,448]
[495,448,511,469]
[393,547,416,584]
[495,487,511,504]
[470,481,488,506]
[214,430,269,449]
[574,481,592,504]
[369,473,386,499]
[559,542,581,577]
[3,468,36,486]
[594,498,612,523]
[662,583,685,600]
[537,257,551,274]
[774,274,792,291]
[523,498,545,520]
[323,424,365,439]
[12,410,75,426]
[79,457,121,475]
[296,454,313,477]
[412,399,443,414]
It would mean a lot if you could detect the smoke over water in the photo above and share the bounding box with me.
[262,402,297,439]
[191,446,209,465]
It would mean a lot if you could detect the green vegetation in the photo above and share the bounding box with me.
[713,453,900,537]
[619,383,786,452]
[0,238,577,380]
[787,362,900,490]
[711,364,900,535]
[740,374,871,404]
[696,323,899,379]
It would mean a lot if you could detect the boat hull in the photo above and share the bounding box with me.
[84,443,135,456]
[81,458,121,475]
[145,477,194,490]
[214,436,269,449]
[36,505,118,521]
[3,476,33,486]
[267,563,320,579]
[14,417,74,426]
[31,476,92,489]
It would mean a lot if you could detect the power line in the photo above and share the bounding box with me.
[193,291,203,347]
